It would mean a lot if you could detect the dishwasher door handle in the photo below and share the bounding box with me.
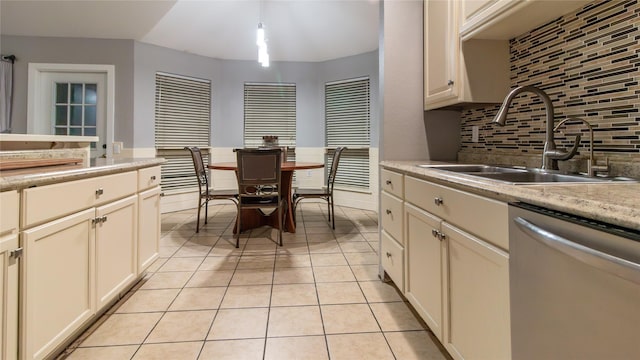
[514,217,640,285]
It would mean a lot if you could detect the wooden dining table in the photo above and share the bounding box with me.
[209,161,325,233]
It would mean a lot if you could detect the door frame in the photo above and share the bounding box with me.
[27,63,115,158]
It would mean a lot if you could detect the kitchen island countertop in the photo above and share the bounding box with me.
[381,160,640,231]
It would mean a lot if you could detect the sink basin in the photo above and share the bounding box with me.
[418,164,638,184]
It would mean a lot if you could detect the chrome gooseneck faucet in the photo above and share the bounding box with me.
[554,116,609,177]
[492,85,580,170]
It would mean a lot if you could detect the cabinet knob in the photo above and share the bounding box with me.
[438,232,447,241]
[150,175,157,181]
[385,180,392,185]
[386,209,392,215]
[434,197,444,206]
[95,188,104,196]
[432,229,439,237]
[447,80,454,86]
[386,252,392,258]
[101,215,108,223]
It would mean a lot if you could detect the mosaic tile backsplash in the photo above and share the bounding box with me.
[459,0,640,176]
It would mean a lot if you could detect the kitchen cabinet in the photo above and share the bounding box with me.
[460,0,591,41]
[401,174,510,360]
[424,0,510,110]
[380,169,405,291]
[137,166,162,273]
[0,191,20,360]
[20,171,138,360]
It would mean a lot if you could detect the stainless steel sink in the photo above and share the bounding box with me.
[418,164,638,184]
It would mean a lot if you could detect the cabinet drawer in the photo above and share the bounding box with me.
[381,191,404,243]
[22,171,137,228]
[0,191,18,234]
[381,169,404,198]
[405,176,508,250]
[138,166,161,191]
[94,171,137,206]
[381,230,404,292]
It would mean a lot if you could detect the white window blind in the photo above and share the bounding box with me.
[244,83,296,147]
[155,72,211,193]
[325,77,370,190]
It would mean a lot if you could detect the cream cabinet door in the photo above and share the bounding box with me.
[95,195,138,309]
[404,203,447,342]
[21,208,96,360]
[424,0,459,106]
[443,222,510,360]
[137,187,160,273]
[0,234,19,360]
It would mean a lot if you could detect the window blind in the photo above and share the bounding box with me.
[155,72,211,192]
[325,77,370,190]
[244,83,296,147]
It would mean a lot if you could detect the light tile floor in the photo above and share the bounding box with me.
[61,203,450,360]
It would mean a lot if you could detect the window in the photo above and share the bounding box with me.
[244,83,296,148]
[325,77,370,190]
[53,82,97,138]
[155,72,211,193]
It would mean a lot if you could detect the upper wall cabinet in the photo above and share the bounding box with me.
[424,0,510,110]
[460,0,592,41]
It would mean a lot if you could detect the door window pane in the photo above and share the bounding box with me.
[84,127,96,136]
[56,83,68,103]
[69,127,82,136]
[85,84,97,104]
[70,106,83,126]
[55,106,67,126]
[55,127,67,135]
[85,106,96,126]
[71,83,83,104]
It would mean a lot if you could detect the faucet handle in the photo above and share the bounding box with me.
[546,134,581,161]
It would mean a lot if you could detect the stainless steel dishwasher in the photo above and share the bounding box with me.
[509,202,640,360]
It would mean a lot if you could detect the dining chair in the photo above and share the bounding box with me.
[184,146,238,233]
[235,148,286,248]
[292,146,347,230]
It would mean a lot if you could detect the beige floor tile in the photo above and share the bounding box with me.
[275,254,312,268]
[281,232,308,243]
[277,242,310,254]
[81,313,163,346]
[237,255,276,269]
[132,341,203,360]
[264,336,329,360]
[313,266,356,283]
[145,257,168,273]
[306,233,336,242]
[158,257,205,272]
[370,302,425,331]
[335,233,367,243]
[66,345,139,360]
[186,270,233,287]
[321,304,380,334]
[243,243,278,255]
[273,267,315,284]
[385,331,449,360]
[310,253,348,266]
[208,308,269,340]
[169,287,226,311]
[230,268,274,285]
[339,242,374,253]
[306,227,335,235]
[270,283,318,306]
[198,256,240,271]
[220,285,272,308]
[116,289,180,313]
[308,240,342,253]
[209,242,244,256]
[173,244,213,257]
[267,306,324,337]
[359,281,403,303]
[145,310,215,343]
[344,252,379,265]
[327,333,394,360]
[351,265,381,281]
[316,282,366,305]
[362,232,379,241]
[140,271,194,290]
[159,246,180,258]
[187,234,220,245]
[200,339,264,360]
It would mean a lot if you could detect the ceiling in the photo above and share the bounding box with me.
[0,0,380,62]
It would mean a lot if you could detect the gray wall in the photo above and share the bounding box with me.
[1,35,135,143]
[2,35,379,150]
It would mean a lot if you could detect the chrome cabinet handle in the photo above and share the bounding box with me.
[386,209,392,215]
[447,80,454,86]
[95,188,104,196]
[385,180,392,185]
[514,217,640,285]
[386,252,392,258]
[432,229,439,237]
[434,197,444,206]
[431,229,446,240]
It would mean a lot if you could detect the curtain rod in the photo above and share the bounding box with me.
[1,55,16,63]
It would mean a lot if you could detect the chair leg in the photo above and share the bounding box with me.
[235,206,241,248]
[330,195,336,230]
[196,200,202,233]
[278,203,283,246]
[204,198,209,225]
[327,198,331,224]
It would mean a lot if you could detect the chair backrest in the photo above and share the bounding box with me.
[235,148,282,198]
[327,146,347,191]
[184,146,208,194]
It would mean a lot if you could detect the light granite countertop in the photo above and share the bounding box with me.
[381,160,640,231]
[0,157,166,191]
